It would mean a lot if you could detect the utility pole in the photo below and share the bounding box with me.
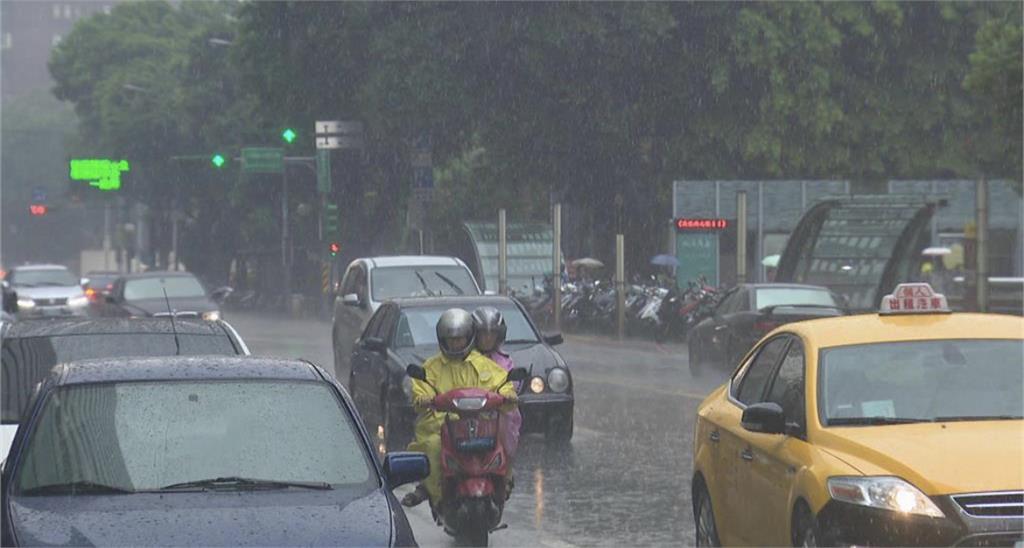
[498,209,508,295]
[736,191,748,284]
[281,167,290,312]
[976,178,989,312]
[553,203,562,331]
[616,234,625,340]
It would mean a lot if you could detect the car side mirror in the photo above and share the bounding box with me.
[210,286,233,303]
[362,336,386,353]
[506,367,529,382]
[542,332,564,346]
[405,364,428,382]
[741,402,786,435]
[342,293,360,307]
[383,452,430,489]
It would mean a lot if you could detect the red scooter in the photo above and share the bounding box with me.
[405,364,527,547]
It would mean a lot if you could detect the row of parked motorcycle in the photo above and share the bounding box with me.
[515,274,724,342]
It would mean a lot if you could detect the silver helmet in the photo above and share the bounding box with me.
[471,306,507,352]
[436,308,475,360]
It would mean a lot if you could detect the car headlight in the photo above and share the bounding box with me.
[17,297,35,309]
[201,310,221,321]
[530,377,545,394]
[67,295,89,308]
[547,368,570,393]
[827,476,944,518]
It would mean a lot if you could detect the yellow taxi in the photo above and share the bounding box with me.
[691,283,1024,546]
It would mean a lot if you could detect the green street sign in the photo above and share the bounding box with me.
[316,149,331,193]
[241,147,284,174]
[69,158,130,191]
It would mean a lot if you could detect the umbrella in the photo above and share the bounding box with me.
[571,257,605,269]
[650,254,679,267]
[761,254,780,268]
[922,246,952,257]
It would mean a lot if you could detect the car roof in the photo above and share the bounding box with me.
[11,264,70,271]
[2,317,227,338]
[783,312,1024,349]
[55,355,321,386]
[115,270,198,279]
[362,256,465,268]
[388,295,518,309]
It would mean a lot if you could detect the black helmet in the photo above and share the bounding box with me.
[436,308,475,360]
[471,306,507,352]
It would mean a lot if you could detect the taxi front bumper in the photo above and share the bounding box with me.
[816,497,1023,547]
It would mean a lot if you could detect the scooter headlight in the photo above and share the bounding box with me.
[530,377,545,394]
[547,368,570,393]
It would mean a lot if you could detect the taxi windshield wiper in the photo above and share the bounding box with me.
[827,417,929,426]
[20,480,136,496]
[933,415,1023,422]
[434,272,465,296]
[159,476,332,491]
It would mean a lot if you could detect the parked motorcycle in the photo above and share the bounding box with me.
[405,364,528,547]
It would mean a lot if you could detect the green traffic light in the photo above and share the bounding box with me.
[211,154,226,168]
[282,128,296,144]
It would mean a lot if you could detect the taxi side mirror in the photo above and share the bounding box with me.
[741,402,786,435]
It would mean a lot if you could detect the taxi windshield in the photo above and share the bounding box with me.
[818,339,1023,425]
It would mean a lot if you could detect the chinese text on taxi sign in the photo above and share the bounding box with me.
[880,283,949,314]
[69,159,130,191]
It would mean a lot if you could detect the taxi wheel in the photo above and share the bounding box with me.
[693,483,721,547]
[792,503,818,547]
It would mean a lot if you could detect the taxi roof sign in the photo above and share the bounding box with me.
[879,283,950,315]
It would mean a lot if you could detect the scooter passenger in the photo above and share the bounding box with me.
[471,306,522,458]
[401,308,518,508]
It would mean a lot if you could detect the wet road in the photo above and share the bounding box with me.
[228,312,732,547]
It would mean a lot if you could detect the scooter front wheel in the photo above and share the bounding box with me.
[460,499,490,547]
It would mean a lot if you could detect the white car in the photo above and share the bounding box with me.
[331,256,481,377]
[5,264,89,319]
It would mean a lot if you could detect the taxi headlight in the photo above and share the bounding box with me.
[827,476,944,518]
[201,310,221,321]
[67,295,89,308]
[17,297,35,309]
[530,377,545,394]
[547,368,570,393]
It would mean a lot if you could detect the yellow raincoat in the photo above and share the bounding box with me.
[407,349,517,504]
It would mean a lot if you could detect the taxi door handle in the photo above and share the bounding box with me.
[709,430,720,443]
[740,448,754,462]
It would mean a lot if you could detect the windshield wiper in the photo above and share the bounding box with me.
[159,476,332,491]
[413,271,437,297]
[20,480,136,496]
[933,415,1022,422]
[828,417,929,426]
[434,272,465,296]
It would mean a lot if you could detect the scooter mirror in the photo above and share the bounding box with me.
[406,364,428,382]
[506,367,529,382]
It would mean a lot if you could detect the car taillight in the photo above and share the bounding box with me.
[754,320,780,332]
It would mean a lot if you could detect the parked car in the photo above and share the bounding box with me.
[3,265,89,319]
[332,256,481,378]
[687,283,845,375]
[347,295,573,451]
[0,317,249,461]
[104,271,232,320]
[0,355,427,547]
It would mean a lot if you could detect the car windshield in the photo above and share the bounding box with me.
[755,288,837,310]
[371,266,479,301]
[2,334,238,424]
[15,380,375,494]
[394,304,538,348]
[124,276,206,300]
[9,269,78,288]
[818,339,1024,425]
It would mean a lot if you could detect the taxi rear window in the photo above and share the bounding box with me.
[817,339,1023,426]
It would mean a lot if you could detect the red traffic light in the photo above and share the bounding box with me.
[29,204,47,216]
[329,242,341,256]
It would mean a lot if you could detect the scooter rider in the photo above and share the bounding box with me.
[402,308,518,508]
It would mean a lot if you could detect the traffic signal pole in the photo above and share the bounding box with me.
[282,168,291,312]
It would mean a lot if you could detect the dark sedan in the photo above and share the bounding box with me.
[104,271,232,321]
[0,356,428,547]
[687,283,845,375]
[0,318,248,461]
[346,296,573,452]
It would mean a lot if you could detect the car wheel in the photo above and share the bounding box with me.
[693,481,721,547]
[688,339,703,377]
[792,503,818,547]
[546,412,574,444]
